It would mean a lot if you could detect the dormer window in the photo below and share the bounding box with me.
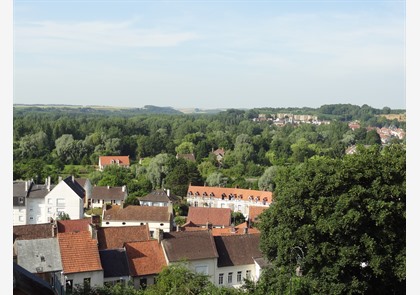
[221,193,226,200]
[248,196,253,201]
[195,192,200,196]
[188,191,193,196]
[203,192,208,196]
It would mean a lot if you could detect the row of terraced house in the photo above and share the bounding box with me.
[13,176,272,294]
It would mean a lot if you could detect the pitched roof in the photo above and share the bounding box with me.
[92,186,127,201]
[248,206,268,223]
[138,189,175,203]
[187,185,273,203]
[15,238,62,273]
[13,223,55,243]
[74,178,88,187]
[58,231,102,274]
[62,176,85,199]
[211,222,260,236]
[103,205,171,223]
[99,249,130,278]
[99,156,130,166]
[214,234,263,267]
[13,262,55,295]
[187,207,231,227]
[162,230,219,262]
[125,240,167,276]
[57,219,91,233]
[97,225,151,250]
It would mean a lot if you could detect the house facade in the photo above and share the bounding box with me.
[102,205,173,234]
[98,156,130,171]
[186,185,272,219]
[90,185,128,209]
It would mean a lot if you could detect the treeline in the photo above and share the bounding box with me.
[13,104,405,200]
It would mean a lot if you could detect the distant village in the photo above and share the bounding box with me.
[13,156,273,294]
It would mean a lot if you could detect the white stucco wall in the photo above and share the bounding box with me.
[102,220,171,233]
[216,264,256,288]
[13,207,26,225]
[44,181,84,221]
[26,197,46,224]
[65,270,104,291]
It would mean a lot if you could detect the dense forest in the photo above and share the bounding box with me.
[13,103,406,294]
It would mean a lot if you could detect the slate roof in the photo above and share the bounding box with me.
[187,207,231,227]
[214,233,263,267]
[15,238,62,274]
[103,205,171,223]
[57,219,91,233]
[125,240,167,276]
[13,223,55,243]
[13,262,55,295]
[99,249,130,278]
[187,185,273,203]
[62,176,85,199]
[58,231,102,274]
[162,230,219,262]
[92,185,127,201]
[138,189,176,203]
[97,225,151,250]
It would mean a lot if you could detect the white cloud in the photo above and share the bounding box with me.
[14,19,198,53]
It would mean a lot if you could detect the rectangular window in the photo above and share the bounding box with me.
[246,270,251,279]
[84,278,91,286]
[47,207,53,213]
[47,198,52,204]
[228,272,233,284]
[237,271,242,283]
[237,204,242,212]
[195,265,208,275]
[218,273,224,285]
[57,198,65,207]
[19,216,23,222]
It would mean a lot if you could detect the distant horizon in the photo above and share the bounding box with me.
[13,1,405,110]
[13,102,406,112]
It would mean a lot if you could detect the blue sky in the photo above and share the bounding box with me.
[13,0,406,110]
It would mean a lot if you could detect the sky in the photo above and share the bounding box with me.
[12,0,406,110]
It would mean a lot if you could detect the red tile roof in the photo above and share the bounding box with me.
[99,156,130,167]
[97,225,151,250]
[248,206,268,223]
[58,231,102,274]
[211,223,260,236]
[187,185,273,203]
[103,205,171,223]
[57,219,91,233]
[125,240,167,276]
[187,207,231,227]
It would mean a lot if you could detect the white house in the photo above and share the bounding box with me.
[13,176,85,225]
[90,185,128,209]
[102,205,173,235]
[161,230,219,285]
[186,185,272,219]
[57,231,103,293]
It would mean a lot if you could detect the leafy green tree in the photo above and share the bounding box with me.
[258,166,279,192]
[258,144,406,295]
[146,153,172,189]
[231,211,246,226]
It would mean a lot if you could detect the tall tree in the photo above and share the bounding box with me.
[258,144,406,295]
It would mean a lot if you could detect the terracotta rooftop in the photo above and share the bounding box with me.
[97,225,150,250]
[125,240,167,276]
[187,185,273,203]
[57,219,91,233]
[58,231,102,274]
[187,207,231,227]
[99,156,130,167]
[214,233,263,267]
[103,205,171,223]
[162,230,219,262]
[248,206,269,223]
[211,222,260,236]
